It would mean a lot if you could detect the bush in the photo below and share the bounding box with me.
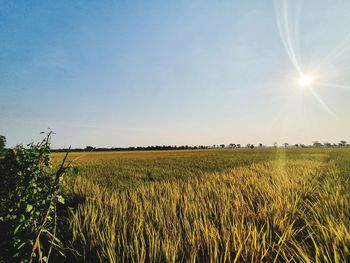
[0,132,69,263]
[0,134,6,156]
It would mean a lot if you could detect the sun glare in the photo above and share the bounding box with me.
[298,74,314,87]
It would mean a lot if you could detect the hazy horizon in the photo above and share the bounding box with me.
[1,1,350,148]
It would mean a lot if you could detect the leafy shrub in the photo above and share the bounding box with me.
[0,133,69,263]
[0,134,6,156]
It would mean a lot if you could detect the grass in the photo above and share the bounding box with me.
[53,148,350,262]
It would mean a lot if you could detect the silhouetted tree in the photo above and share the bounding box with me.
[84,146,95,151]
[0,135,5,155]
[313,141,323,148]
[324,142,332,148]
[340,140,347,147]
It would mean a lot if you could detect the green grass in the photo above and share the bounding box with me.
[54,148,350,262]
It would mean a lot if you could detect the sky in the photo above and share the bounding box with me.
[1,0,350,148]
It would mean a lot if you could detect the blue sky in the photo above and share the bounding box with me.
[1,0,350,148]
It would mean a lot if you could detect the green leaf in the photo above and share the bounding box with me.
[57,195,65,204]
[14,224,22,234]
[26,204,33,213]
[17,242,27,250]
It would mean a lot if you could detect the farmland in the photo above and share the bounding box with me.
[52,148,350,262]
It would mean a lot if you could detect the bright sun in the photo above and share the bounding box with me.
[298,74,314,87]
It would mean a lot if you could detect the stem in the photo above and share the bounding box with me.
[29,147,70,262]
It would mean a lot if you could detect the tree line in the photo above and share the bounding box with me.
[52,140,349,152]
[1,135,348,153]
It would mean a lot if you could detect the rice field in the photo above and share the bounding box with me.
[53,148,350,262]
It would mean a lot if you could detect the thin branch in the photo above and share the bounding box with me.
[46,203,57,262]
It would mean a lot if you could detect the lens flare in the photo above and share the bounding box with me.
[298,75,313,87]
[274,0,350,117]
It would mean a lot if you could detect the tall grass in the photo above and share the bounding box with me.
[61,151,350,262]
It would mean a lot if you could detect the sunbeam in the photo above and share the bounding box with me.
[316,82,350,90]
[274,0,342,117]
[308,87,337,118]
[314,35,350,73]
[275,0,303,75]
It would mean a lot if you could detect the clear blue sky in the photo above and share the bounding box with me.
[1,0,350,148]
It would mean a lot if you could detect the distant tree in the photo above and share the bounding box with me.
[246,144,251,148]
[229,143,236,148]
[273,142,278,148]
[283,143,289,148]
[236,144,241,148]
[313,141,323,148]
[220,144,225,149]
[294,144,299,148]
[84,146,95,151]
[250,144,254,149]
[340,140,347,147]
[0,134,6,155]
[324,142,332,148]
[259,143,263,148]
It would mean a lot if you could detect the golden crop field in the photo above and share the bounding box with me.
[53,148,350,262]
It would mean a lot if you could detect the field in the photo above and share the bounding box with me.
[53,148,350,262]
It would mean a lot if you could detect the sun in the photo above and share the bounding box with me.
[298,74,314,87]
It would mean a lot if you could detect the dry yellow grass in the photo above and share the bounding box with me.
[60,149,350,262]
[52,149,232,164]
